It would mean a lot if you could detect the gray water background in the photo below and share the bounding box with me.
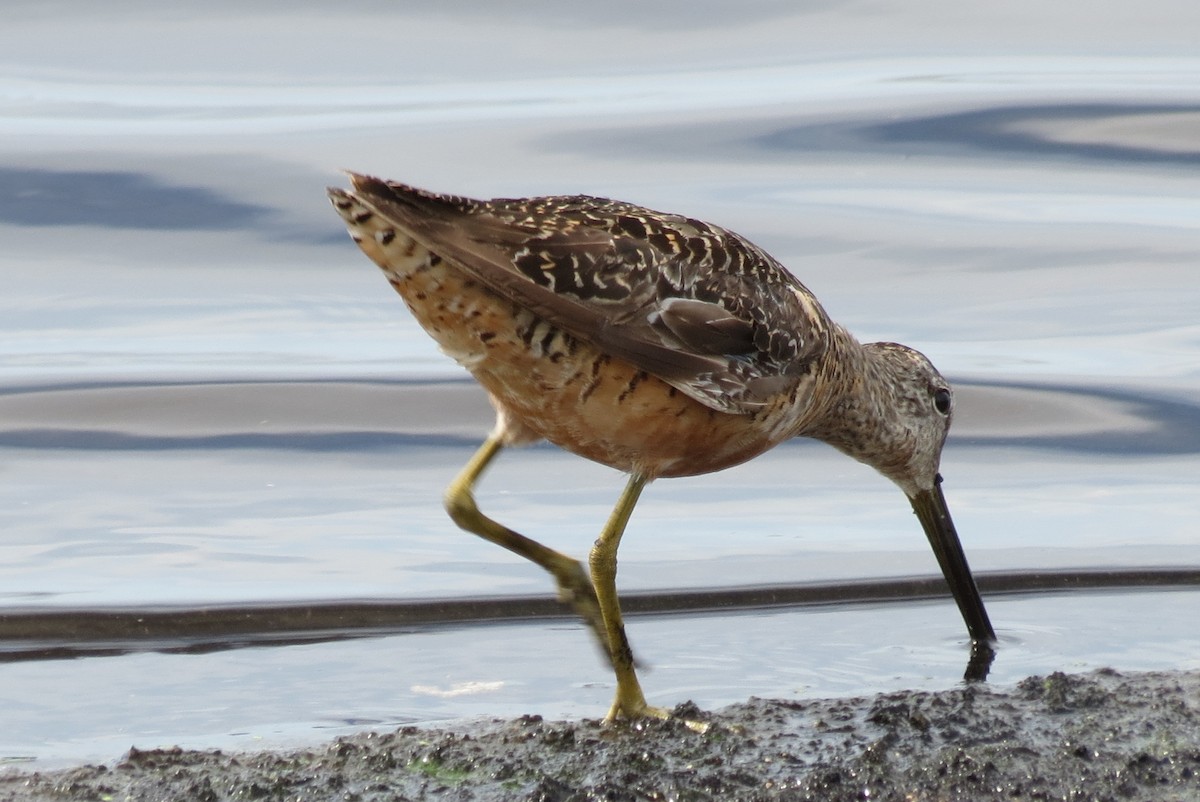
[1,0,1198,767]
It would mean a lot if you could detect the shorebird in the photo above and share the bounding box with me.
[327,174,996,721]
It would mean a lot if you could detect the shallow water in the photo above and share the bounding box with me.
[2,0,1199,769]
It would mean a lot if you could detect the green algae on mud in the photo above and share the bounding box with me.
[2,669,1198,801]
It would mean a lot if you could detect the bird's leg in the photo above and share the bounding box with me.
[588,473,670,722]
[443,432,610,661]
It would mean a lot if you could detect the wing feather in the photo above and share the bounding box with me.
[345,173,831,414]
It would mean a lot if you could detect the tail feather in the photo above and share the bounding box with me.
[347,172,478,216]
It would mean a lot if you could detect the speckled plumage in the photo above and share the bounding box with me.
[327,173,995,719]
[326,175,948,483]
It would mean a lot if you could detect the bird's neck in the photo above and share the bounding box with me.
[799,331,918,485]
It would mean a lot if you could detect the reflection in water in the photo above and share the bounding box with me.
[5,568,1197,663]
[955,380,1200,455]
[761,103,1200,165]
[0,167,273,229]
[384,0,843,30]
[2,0,1199,767]
[0,377,1196,455]
[545,103,1200,170]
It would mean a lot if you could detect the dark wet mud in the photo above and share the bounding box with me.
[3,669,1198,801]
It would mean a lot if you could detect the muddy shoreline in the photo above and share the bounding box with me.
[3,668,1198,801]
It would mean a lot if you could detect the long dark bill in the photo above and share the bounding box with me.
[910,475,997,680]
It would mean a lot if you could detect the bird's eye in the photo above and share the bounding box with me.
[933,387,953,415]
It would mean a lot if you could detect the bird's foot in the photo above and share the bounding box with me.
[605,698,670,722]
[605,699,709,733]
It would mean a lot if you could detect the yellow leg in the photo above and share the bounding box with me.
[443,432,610,661]
[588,473,669,722]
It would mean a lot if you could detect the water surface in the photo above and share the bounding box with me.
[1,0,1198,768]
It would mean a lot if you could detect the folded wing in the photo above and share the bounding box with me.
[345,173,832,415]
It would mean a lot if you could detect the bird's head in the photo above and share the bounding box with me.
[859,342,954,497]
[818,341,953,498]
[819,340,994,650]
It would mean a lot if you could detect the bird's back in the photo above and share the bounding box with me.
[329,176,842,477]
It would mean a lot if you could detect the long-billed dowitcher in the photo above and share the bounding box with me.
[328,174,996,721]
